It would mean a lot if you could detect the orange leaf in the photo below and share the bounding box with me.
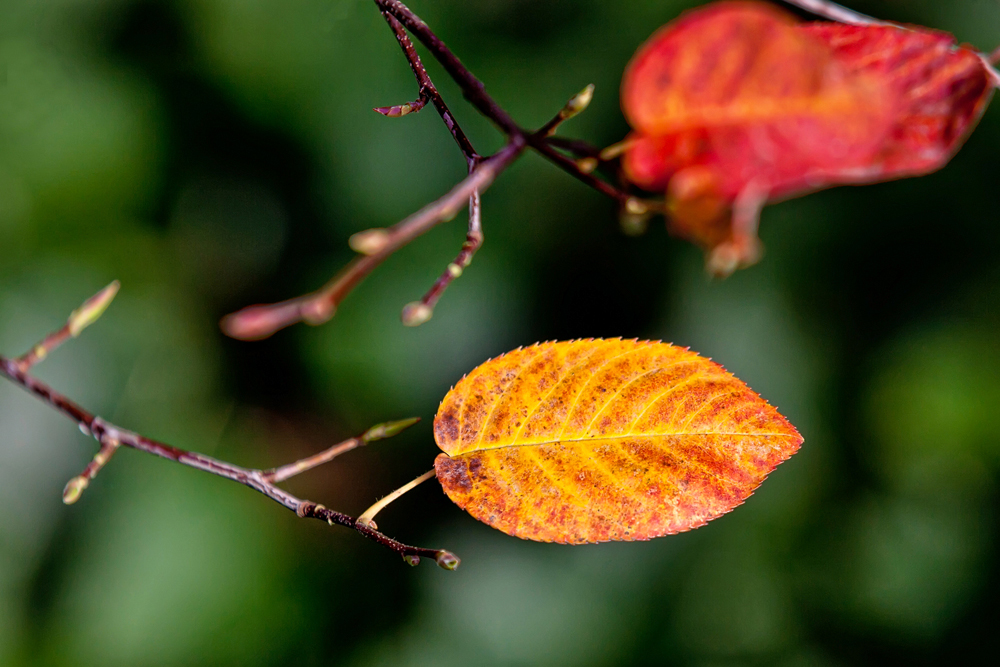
[433,339,802,544]
[619,1,994,275]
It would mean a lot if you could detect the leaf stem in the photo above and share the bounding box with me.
[356,469,436,529]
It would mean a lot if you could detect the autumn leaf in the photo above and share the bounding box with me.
[619,1,994,276]
[433,339,802,544]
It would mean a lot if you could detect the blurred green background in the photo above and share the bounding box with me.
[2,0,999,664]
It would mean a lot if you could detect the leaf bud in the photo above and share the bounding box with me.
[363,417,421,443]
[435,550,461,570]
[68,281,120,337]
[401,302,433,327]
[349,228,391,255]
[62,476,89,505]
[561,84,595,119]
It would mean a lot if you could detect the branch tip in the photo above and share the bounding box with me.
[624,198,649,216]
[401,301,434,327]
[435,550,460,570]
[599,139,633,162]
[374,96,427,118]
[363,417,421,442]
[62,476,89,505]
[562,83,595,120]
[69,280,121,337]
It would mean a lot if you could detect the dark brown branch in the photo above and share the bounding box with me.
[544,135,601,159]
[380,10,479,166]
[375,0,521,136]
[0,293,458,568]
[0,356,457,567]
[224,0,659,339]
[222,139,524,340]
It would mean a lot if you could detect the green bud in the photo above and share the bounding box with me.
[363,417,420,443]
[68,281,120,337]
[435,550,461,570]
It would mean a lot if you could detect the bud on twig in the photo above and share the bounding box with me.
[363,417,420,443]
[68,281,120,338]
[576,157,599,174]
[624,197,648,216]
[349,228,392,255]
[62,476,89,504]
[401,302,433,327]
[435,550,460,570]
[561,84,594,120]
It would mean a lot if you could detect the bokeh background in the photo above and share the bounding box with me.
[2,0,1000,664]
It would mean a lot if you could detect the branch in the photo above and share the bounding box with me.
[0,287,460,569]
[223,0,656,338]
[400,188,482,326]
[779,0,881,24]
[375,0,521,135]
[221,138,525,340]
[378,10,480,167]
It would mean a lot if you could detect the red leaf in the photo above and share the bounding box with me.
[620,1,994,275]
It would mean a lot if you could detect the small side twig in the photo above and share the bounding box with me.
[401,189,482,326]
[378,10,480,166]
[223,0,645,338]
[261,417,419,484]
[16,281,120,372]
[221,139,525,340]
[0,286,459,569]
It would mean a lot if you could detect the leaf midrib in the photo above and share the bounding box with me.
[450,430,799,456]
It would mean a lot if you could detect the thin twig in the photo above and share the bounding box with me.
[401,189,483,326]
[380,10,480,166]
[779,0,881,24]
[375,0,521,135]
[377,0,629,199]
[262,417,419,484]
[377,8,485,324]
[222,139,525,340]
[0,288,458,568]
[16,281,120,372]
[62,435,121,504]
[0,355,457,567]
[224,0,641,337]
